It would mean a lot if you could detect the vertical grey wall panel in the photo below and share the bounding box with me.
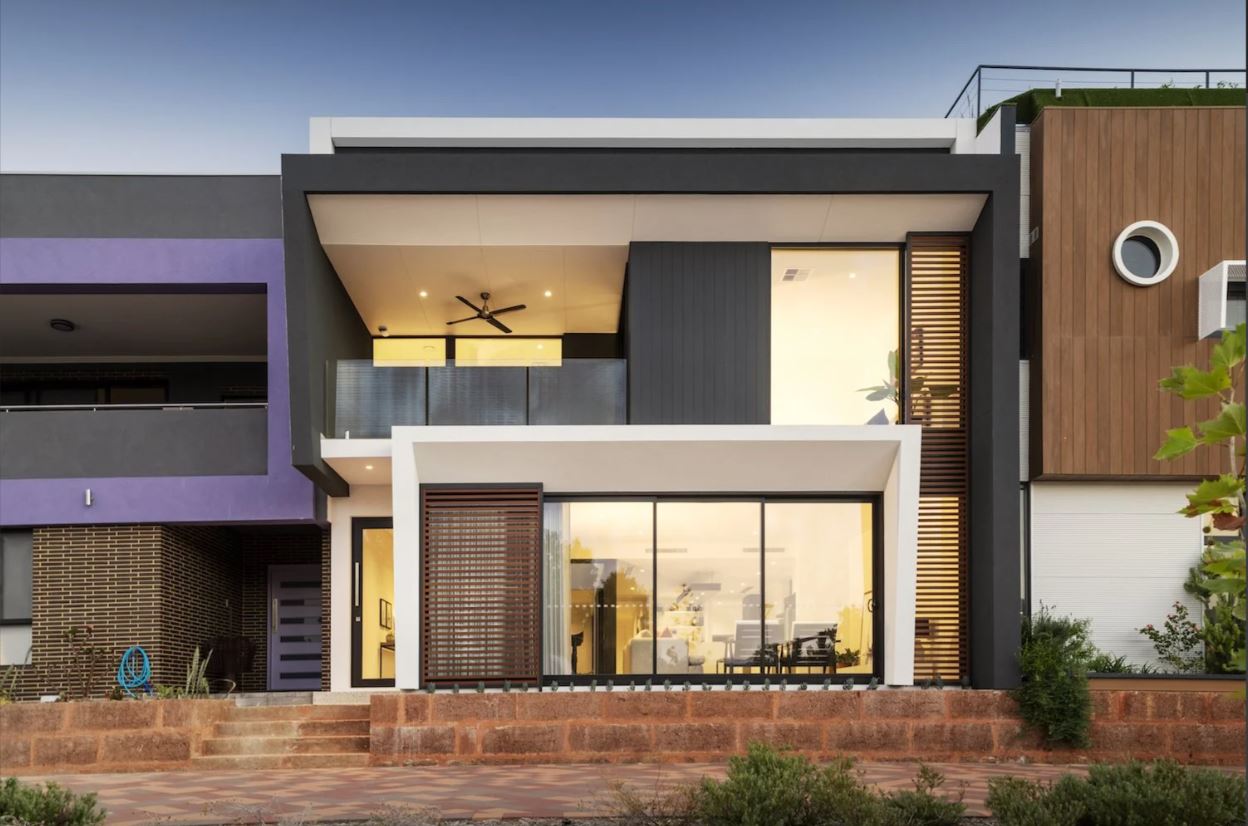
[626,243,770,424]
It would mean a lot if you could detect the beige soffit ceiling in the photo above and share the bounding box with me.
[308,194,987,336]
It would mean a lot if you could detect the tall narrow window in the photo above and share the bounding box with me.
[352,522,395,685]
[771,249,901,425]
[0,530,33,667]
[543,501,653,676]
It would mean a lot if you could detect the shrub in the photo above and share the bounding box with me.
[1086,652,1155,674]
[604,743,964,826]
[987,760,1246,826]
[1138,602,1204,673]
[0,777,107,826]
[1014,608,1094,747]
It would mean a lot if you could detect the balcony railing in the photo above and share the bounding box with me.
[332,359,627,439]
[945,64,1246,120]
[0,403,268,479]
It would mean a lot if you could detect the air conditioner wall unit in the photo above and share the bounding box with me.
[1197,260,1246,340]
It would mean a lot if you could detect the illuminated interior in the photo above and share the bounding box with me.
[770,248,901,425]
[455,337,562,367]
[359,527,396,681]
[543,498,875,678]
[373,337,447,367]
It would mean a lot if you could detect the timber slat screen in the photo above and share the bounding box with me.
[420,486,542,684]
[905,236,970,681]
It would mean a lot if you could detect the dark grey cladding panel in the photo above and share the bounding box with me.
[626,243,770,424]
[428,367,527,425]
[0,175,282,238]
[334,360,427,438]
[0,407,266,478]
[529,359,626,425]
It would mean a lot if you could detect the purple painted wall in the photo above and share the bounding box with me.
[0,238,316,526]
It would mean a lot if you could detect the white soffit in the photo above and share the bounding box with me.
[309,194,987,246]
[309,194,987,336]
[313,117,969,151]
[323,425,916,492]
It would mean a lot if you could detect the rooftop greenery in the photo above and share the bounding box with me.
[980,86,1246,130]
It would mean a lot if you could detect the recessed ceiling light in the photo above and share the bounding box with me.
[848,272,857,279]
[544,290,553,298]
[537,343,544,350]
[49,318,76,333]
[419,290,428,298]
[364,464,374,471]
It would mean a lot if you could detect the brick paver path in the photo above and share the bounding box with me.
[19,762,1113,823]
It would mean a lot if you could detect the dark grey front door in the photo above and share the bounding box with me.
[267,563,322,691]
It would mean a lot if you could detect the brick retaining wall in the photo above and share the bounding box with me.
[0,699,230,774]
[1,689,1242,775]
[369,689,1246,767]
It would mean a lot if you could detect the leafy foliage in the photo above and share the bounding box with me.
[1014,608,1093,747]
[1085,652,1155,674]
[0,777,107,826]
[1138,602,1205,673]
[1154,322,1246,674]
[603,743,965,826]
[986,760,1246,826]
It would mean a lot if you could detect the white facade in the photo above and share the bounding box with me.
[1029,482,1204,668]
[323,424,922,690]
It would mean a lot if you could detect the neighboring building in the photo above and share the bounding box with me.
[0,86,1241,700]
[1016,92,1247,667]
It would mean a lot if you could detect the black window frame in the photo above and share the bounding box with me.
[0,529,34,625]
[540,493,884,686]
[350,516,397,688]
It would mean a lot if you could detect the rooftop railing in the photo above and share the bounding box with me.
[945,64,1247,120]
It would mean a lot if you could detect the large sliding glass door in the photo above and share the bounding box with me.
[542,497,879,681]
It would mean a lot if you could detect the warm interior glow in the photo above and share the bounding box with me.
[373,337,446,367]
[455,337,562,367]
[771,249,900,425]
[361,527,395,681]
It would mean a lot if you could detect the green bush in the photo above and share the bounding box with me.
[0,777,106,826]
[987,760,1246,826]
[1015,608,1094,747]
[1086,652,1155,674]
[605,743,964,826]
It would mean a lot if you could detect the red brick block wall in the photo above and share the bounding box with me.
[0,699,230,774]
[369,689,1246,767]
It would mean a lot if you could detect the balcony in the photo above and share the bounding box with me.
[0,403,267,479]
[332,359,626,438]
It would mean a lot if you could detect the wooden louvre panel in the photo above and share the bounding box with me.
[420,485,542,684]
[905,236,970,680]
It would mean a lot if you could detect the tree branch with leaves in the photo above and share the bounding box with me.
[1154,322,1246,672]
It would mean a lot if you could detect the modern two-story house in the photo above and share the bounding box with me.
[1,88,1240,704]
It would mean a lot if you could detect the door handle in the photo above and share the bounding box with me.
[271,598,279,632]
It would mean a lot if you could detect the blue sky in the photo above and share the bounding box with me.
[1,0,1243,173]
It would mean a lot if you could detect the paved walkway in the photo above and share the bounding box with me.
[18,762,1111,823]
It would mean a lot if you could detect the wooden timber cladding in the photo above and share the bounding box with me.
[1030,106,1246,478]
[905,236,970,680]
[420,485,542,684]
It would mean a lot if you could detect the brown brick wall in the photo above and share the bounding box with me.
[368,688,1246,767]
[8,524,329,700]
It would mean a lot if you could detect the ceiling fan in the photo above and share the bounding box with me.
[446,292,527,335]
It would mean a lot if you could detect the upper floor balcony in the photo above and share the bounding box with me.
[331,357,626,438]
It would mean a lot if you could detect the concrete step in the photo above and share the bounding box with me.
[221,704,369,722]
[212,718,370,738]
[200,735,370,756]
[190,753,372,771]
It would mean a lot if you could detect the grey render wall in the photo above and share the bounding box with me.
[0,175,282,238]
[0,408,266,478]
[627,243,770,424]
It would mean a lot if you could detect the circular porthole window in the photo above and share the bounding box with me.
[1112,220,1178,286]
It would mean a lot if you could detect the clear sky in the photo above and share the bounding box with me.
[1,0,1243,173]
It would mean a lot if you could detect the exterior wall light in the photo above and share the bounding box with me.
[1112,220,1179,287]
